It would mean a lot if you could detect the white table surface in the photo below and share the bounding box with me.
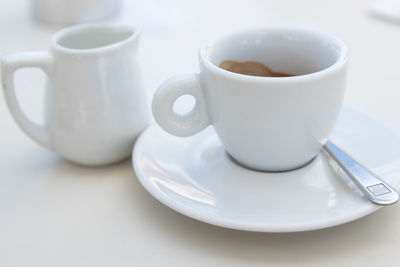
[2,0,400,266]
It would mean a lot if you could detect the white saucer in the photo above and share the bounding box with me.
[132,108,400,232]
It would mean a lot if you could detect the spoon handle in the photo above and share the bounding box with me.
[323,140,399,205]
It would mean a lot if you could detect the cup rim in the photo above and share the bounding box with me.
[51,24,140,54]
[198,27,348,83]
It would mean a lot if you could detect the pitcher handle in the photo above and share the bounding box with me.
[2,51,54,149]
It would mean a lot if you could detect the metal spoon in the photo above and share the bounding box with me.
[323,140,399,205]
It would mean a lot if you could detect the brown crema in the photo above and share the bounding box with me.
[219,60,295,77]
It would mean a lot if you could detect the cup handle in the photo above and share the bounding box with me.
[2,51,53,149]
[152,74,210,137]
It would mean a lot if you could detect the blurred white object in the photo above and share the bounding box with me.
[369,0,400,23]
[31,0,120,26]
[118,0,189,32]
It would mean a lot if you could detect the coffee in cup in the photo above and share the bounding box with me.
[152,27,348,171]
[219,60,295,77]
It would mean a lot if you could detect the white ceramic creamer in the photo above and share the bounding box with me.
[2,24,149,166]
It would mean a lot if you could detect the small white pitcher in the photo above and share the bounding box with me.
[2,24,149,166]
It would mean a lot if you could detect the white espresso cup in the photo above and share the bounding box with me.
[2,24,149,166]
[31,0,120,26]
[152,28,348,172]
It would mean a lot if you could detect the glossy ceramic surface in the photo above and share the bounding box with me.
[152,28,348,171]
[133,108,400,232]
[2,24,149,166]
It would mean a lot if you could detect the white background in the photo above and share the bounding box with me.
[1,0,400,266]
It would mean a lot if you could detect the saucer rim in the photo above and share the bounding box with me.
[132,125,385,233]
